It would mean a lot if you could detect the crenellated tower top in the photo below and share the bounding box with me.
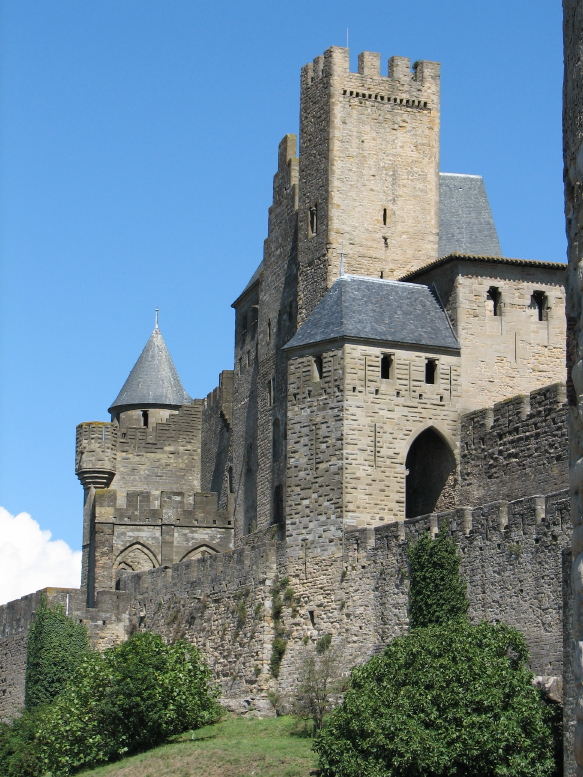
[297,47,441,324]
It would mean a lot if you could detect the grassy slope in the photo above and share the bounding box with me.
[81,716,318,777]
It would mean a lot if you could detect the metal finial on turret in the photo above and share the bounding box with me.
[155,308,159,330]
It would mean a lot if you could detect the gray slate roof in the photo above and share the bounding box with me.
[109,327,192,413]
[283,275,459,353]
[439,173,501,258]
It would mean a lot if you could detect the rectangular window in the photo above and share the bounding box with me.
[425,359,437,385]
[312,355,323,381]
[380,354,394,380]
[487,287,502,317]
[267,378,274,406]
[531,291,548,321]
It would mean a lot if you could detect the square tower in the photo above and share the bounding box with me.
[297,47,441,323]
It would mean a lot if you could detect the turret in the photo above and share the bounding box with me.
[108,313,192,429]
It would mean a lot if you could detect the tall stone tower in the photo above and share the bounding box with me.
[297,47,440,323]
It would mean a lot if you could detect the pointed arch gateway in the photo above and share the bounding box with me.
[405,427,456,518]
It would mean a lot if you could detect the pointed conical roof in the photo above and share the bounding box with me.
[108,326,192,413]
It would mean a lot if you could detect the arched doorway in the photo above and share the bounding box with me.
[405,428,456,518]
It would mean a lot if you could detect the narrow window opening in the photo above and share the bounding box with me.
[228,466,234,493]
[115,578,121,591]
[273,484,284,525]
[142,410,149,427]
[267,378,274,407]
[308,610,315,628]
[380,270,384,279]
[531,290,548,321]
[309,203,318,236]
[425,359,437,384]
[267,319,272,341]
[383,208,387,226]
[288,300,294,322]
[241,312,248,334]
[381,354,394,380]
[487,286,502,316]
[313,355,324,381]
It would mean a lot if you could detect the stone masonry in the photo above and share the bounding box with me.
[0,44,573,776]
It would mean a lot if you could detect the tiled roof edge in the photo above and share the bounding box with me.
[400,254,567,281]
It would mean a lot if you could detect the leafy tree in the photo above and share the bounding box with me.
[315,620,559,777]
[24,595,89,711]
[407,522,468,628]
[291,634,342,733]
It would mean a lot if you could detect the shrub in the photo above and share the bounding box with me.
[292,635,341,733]
[24,595,89,711]
[315,620,559,777]
[1,632,221,776]
[407,522,468,629]
[102,632,221,755]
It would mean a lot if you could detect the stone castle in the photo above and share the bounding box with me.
[0,46,574,759]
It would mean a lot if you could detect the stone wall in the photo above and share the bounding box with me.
[90,488,233,597]
[200,370,233,511]
[403,257,567,412]
[0,588,130,722]
[113,488,571,709]
[297,47,441,325]
[459,383,569,506]
[110,401,203,494]
[0,489,571,724]
[563,1,583,773]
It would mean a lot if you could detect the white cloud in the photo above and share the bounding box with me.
[0,507,81,606]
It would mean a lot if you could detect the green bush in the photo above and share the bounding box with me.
[315,620,558,777]
[0,632,221,776]
[102,632,220,756]
[407,522,468,629]
[25,595,90,711]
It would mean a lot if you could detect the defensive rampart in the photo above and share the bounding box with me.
[459,383,568,506]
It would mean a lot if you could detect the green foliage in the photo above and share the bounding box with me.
[407,523,468,628]
[0,632,221,776]
[235,600,247,630]
[315,620,559,777]
[270,637,288,679]
[292,635,342,734]
[25,595,89,711]
[270,578,289,678]
[316,634,332,655]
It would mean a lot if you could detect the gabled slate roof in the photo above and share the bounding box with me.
[109,327,192,413]
[283,275,459,353]
[439,173,501,258]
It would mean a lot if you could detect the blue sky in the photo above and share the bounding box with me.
[0,0,565,552]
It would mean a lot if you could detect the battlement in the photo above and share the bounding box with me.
[118,401,202,453]
[204,370,234,428]
[464,382,567,434]
[118,525,276,599]
[301,47,440,97]
[353,489,570,551]
[459,383,568,506]
[94,488,233,528]
[75,421,117,489]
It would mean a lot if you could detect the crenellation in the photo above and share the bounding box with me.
[0,42,574,766]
